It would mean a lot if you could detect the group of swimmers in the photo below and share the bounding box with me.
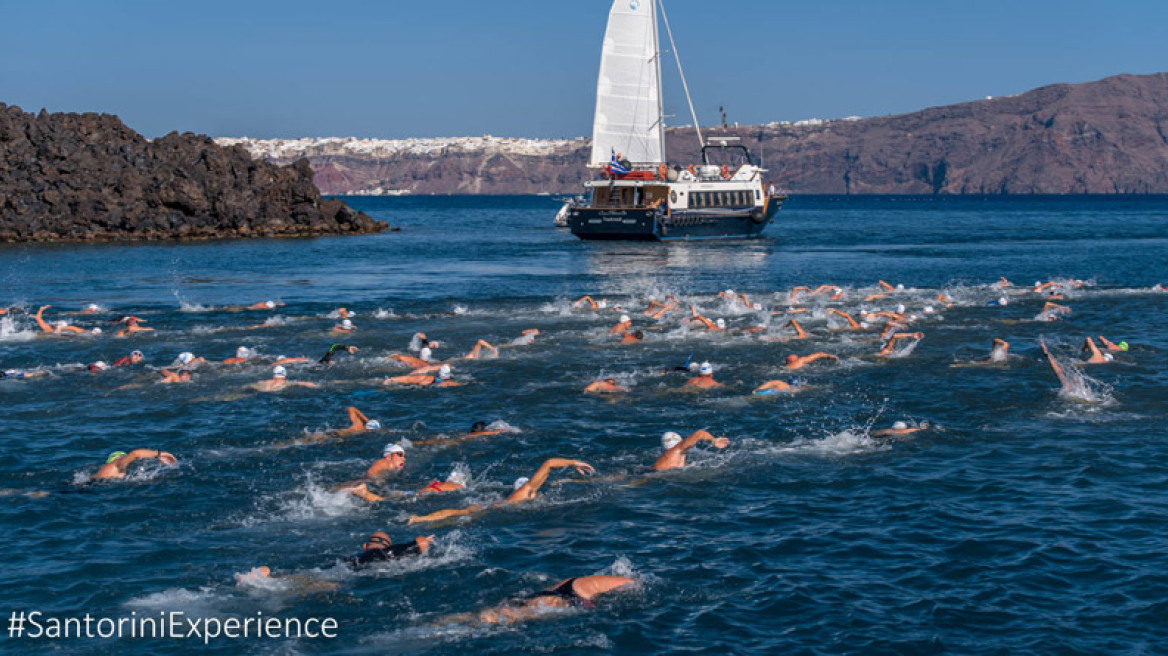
[2,277,1143,622]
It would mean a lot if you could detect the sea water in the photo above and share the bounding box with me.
[1,195,1167,654]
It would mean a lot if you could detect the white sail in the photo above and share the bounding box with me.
[589,0,664,167]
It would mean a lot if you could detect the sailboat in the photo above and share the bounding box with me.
[566,0,785,241]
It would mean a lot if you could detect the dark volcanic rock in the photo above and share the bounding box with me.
[0,104,387,242]
[285,73,1168,195]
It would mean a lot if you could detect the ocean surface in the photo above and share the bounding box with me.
[2,195,1168,654]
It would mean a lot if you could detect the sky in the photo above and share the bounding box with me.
[1,0,1165,140]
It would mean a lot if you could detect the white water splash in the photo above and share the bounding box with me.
[0,317,37,342]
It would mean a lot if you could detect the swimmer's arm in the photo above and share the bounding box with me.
[293,382,318,388]
[34,306,53,333]
[346,407,369,430]
[407,505,482,524]
[509,458,594,502]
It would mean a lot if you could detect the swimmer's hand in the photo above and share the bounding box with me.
[573,462,596,476]
[157,452,178,466]
[711,437,730,449]
[415,535,436,552]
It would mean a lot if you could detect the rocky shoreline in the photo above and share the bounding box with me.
[0,104,388,243]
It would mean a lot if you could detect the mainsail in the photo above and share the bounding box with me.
[589,0,664,167]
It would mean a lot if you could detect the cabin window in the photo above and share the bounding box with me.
[755,190,761,201]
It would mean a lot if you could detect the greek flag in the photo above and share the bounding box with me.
[608,149,630,175]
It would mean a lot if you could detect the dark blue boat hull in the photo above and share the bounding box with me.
[568,196,784,241]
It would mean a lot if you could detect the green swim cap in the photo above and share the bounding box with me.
[1119,341,1129,351]
[106,451,127,464]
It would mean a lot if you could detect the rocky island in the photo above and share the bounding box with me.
[0,104,386,243]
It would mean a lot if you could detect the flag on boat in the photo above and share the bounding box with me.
[608,149,630,175]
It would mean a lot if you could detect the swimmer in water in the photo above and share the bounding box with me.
[336,443,409,501]
[407,457,594,524]
[273,355,311,366]
[159,368,192,384]
[993,277,1012,289]
[1080,337,1114,364]
[333,318,355,334]
[786,286,811,305]
[222,346,251,364]
[464,339,498,359]
[583,378,629,394]
[86,361,109,373]
[335,307,353,319]
[871,421,929,438]
[752,379,802,395]
[391,346,434,369]
[1039,339,1075,393]
[685,361,724,389]
[92,449,177,480]
[468,575,636,624]
[319,343,358,364]
[410,421,507,447]
[1036,301,1071,322]
[785,352,839,370]
[1097,336,1129,352]
[345,531,434,569]
[233,566,339,595]
[246,300,283,311]
[281,407,382,447]
[646,299,679,320]
[78,303,102,315]
[877,332,924,357]
[1,368,49,380]
[571,295,608,310]
[383,364,461,387]
[111,350,144,367]
[809,285,845,300]
[33,306,86,334]
[826,308,863,331]
[878,280,901,292]
[609,314,632,334]
[687,306,725,331]
[115,316,153,338]
[652,430,729,471]
[619,329,644,345]
[252,366,317,392]
[174,352,205,369]
[509,328,540,346]
[984,338,1010,363]
[644,295,678,315]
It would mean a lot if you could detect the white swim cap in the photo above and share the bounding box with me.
[383,443,405,457]
[923,306,935,314]
[341,319,353,329]
[131,350,143,358]
[437,364,452,380]
[1034,281,1042,287]
[178,352,194,364]
[265,300,276,309]
[597,300,607,308]
[896,304,906,314]
[835,287,843,294]
[513,476,530,490]
[998,296,1008,306]
[699,361,713,375]
[447,470,468,486]
[420,347,432,361]
[715,318,726,329]
[896,284,905,290]
[91,327,102,335]
[86,303,99,311]
[725,289,736,297]
[752,303,762,310]
[661,431,683,449]
[93,361,108,371]
[892,421,908,430]
[54,320,67,328]
[272,365,287,378]
[236,346,248,358]
[365,420,381,430]
[620,315,630,324]
[1104,352,1114,362]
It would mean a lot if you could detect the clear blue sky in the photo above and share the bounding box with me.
[1,0,1164,139]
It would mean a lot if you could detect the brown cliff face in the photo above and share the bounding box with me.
[0,104,387,242]
[287,73,1168,195]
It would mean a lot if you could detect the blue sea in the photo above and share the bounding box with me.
[2,195,1168,654]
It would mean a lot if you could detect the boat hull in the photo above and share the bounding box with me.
[568,196,784,241]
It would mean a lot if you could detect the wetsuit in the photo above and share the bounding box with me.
[319,344,355,364]
[522,578,592,608]
[345,540,422,569]
[112,356,133,367]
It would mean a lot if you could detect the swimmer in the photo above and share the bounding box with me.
[391,347,433,369]
[1036,301,1071,322]
[335,307,353,319]
[652,430,729,471]
[409,332,437,352]
[785,352,839,370]
[464,339,498,359]
[718,289,752,308]
[936,292,955,307]
[79,303,102,314]
[752,379,801,395]
[1080,337,1114,364]
[272,355,311,366]
[159,368,192,384]
[407,457,594,524]
[115,316,153,337]
[877,280,901,292]
[383,364,461,387]
[86,361,109,373]
[1039,339,1074,393]
[410,421,507,447]
[583,378,629,394]
[809,285,845,300]
[644,295,678,315]
[246,300,283,310]
[871,421,929,438]
[609,315,633,334]
[782,318,808,339]
[619,330,644,345]
[509,328,540,346]
[92,449,177,480]
[222,346,251,364]
[252,365,317,392]
[572,295,608,310]
[346,531,434,569]
[33,306,86,334]
[688,306,724,331]
[174,352,205,369]
[863,293,890,302]
[984,338,1010,363]
[414,469,469,495]
[877,332,924,357]
[319,343,358,364]
[826,308,862,330]
[333,318,355,333]
[1,369,49,380]
[1097,336,1129,352]
[646,300,679,320]
[685,361,723,389]
[993,277,1012,289]
[471,575,635,624]
[787,286,810,305]
[233,566,339,595]
[111,350,144,367]
[338,406,382,435]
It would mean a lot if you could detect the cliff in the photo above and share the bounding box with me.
[225,72,1168,195]
[0,104,387,242]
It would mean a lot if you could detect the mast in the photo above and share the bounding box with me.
[658,0,704,151]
